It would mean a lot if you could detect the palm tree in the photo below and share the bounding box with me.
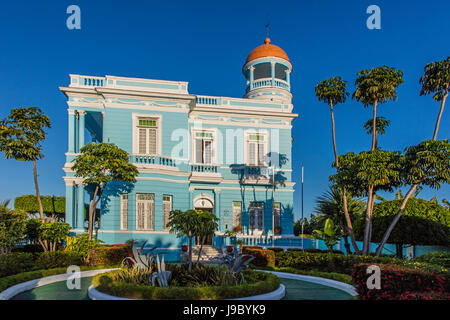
[315,76,360,253]
[314,186,365,253]
[419,57,450,140]
[352,66,403,255]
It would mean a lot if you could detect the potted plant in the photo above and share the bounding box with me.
[274,227,282,234]
[234,239,245,253]
[233,225,243,233]
[181,245,188,252]
[224,229,236,253]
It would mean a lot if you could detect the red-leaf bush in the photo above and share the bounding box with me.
[352,263,450,300]
[93,244,132,265]
[242,247,275,268]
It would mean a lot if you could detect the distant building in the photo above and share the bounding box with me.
[59,37,298,248]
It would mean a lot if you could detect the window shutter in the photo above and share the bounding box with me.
[258,143,265,165]
[232,202,242,228]
[195,138,203,163]
[163,195,172,231]
[120,194,128,230]
[249,142,256,165]
[148,128,157,155]
[146,194,155,231]
[204,140,212,164]
[139,128,147,154]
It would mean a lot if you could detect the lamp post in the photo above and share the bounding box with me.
[271,165,276,247]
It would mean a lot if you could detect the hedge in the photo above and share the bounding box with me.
[242,247,275,268]
[0,265,111,293]
[274,250,396,274]
[92,269,280,300]
[14,195,65,215]
[411,251,450,269]
[255,265,353,284]
[0,251,83,278]
[352,263,450,300]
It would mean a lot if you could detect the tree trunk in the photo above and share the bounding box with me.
[188,236,193,271]
[432,86,448,140]
[196,235,206,265]
[330,103,360,254]
[33,160,44,221]
[88,186,99,241]
[375,184,418,256]
[363,185,374,255]
[371,100,378,150]
[342,190,360,254]
[343,234,351,254]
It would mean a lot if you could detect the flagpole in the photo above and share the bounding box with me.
[301,166,304,250]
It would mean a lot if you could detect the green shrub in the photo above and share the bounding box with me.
[266,247,285,253]
[411,251,450,269]
[352,263,450,300]
[168,264,243,287]
[242,247,275,267]
[274,250,396,274]
[0,252,35,277]
[0,251,83,278]
[11,244,43,253]
[92,269,280,300]
[64,233,103,265]
[255,265,353,284]
[35,251,83,269]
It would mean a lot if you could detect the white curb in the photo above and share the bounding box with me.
[257,270,358,296]
[0,268,118,300]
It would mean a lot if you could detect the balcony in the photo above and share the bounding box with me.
[241,166,273,185]
[130,154,178,170]
[189,164,222,183]
[245,78,290,93]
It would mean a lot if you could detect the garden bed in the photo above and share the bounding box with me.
[91,269,280,300]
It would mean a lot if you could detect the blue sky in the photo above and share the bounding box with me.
[0,0,448,220]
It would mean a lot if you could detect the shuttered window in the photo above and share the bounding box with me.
[120,194,128,231]
[232,201,242,228]
[194,131,214,164]
[136,193,155,231]
[273,202,281,228]
[163,195,172,231]
[249,202,264,231]
[137,117,158,155]
[247,134,266,166]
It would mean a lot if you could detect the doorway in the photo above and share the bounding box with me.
[194,207,214,245]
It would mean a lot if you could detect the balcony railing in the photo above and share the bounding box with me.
[241,166,273,185]
[190,164,218,173]
[130,154,177,167]
[245,78,290,93]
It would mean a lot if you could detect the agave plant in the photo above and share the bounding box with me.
[151,254,172,287]
[223,250,254,282]
[121,240,159,270]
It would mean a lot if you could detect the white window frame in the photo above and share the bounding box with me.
[191,128,217,165]
[120,194,128,231]
[136,193,155,231]
[132,113,162,155]
[244,130,269,166]
[163,194,172,232]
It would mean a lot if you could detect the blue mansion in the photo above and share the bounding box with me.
[59,37,298,250]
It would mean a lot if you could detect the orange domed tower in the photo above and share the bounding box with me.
[243,37,292,103]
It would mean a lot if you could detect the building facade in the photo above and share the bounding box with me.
[59,38,298,249]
